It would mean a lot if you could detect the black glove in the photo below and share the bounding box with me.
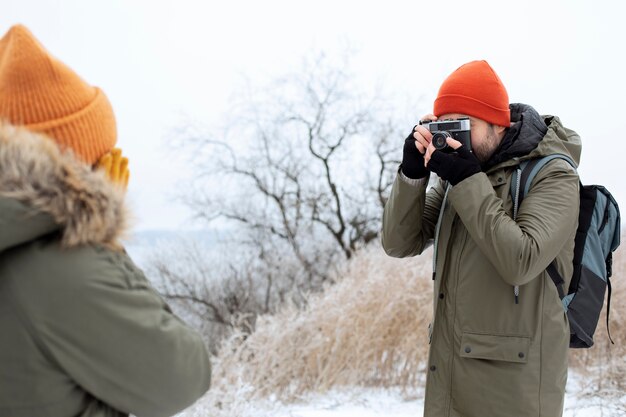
[427,146,481,186]
[401,126,429,179]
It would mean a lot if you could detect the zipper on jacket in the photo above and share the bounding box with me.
[432,184,452,281]
[513,167,522,304]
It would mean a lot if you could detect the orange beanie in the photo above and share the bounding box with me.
[434,60,510,127]
[0,24,116,165]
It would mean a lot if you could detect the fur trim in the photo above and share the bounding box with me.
[0,122,128,249]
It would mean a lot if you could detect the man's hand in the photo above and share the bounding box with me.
[96,148,130,189]
[424,138,481,186]
[401,114,437,179]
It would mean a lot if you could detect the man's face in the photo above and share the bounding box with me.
[438,113,506,163]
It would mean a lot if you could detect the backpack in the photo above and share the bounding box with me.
[510,154,621,348]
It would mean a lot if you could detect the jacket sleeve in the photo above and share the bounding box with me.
[448,159,579,286]
[381,170,445,257]
[30,250,211,417]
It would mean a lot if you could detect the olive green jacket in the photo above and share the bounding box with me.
[382,106,581,417]
[0,124,211,417]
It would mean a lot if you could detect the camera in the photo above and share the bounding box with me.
[419,117,472,153]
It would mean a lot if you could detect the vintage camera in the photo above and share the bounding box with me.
[419,117,471,153]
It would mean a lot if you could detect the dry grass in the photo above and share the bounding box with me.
[196,234,626,414]
[210,244,434,403]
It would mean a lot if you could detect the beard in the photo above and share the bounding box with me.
[472,125,501,163]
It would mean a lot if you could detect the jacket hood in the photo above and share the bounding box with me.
[485,103,582,172]
[527,114,582,165]
[0,123,128,254]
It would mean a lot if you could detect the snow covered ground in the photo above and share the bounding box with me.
[180,371,625,417]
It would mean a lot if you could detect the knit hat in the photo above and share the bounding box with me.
[0,24,116,165]
[434,60,510,127]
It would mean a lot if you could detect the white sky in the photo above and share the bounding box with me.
[3,0,626,231]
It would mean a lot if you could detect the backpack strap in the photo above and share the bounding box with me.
[546,262,566,299]
[607,270,615,344]
[511,154,576,205]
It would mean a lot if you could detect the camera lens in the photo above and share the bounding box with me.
[432,131,451,150]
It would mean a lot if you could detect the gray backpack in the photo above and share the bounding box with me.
[511,154,621,348]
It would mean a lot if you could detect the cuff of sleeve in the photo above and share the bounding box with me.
[399,170,430,187]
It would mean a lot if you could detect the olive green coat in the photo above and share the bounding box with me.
[382,110,581,417]
[0,124,211,417]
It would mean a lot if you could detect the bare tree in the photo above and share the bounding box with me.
[153,51,415,347]
[187,52,401,264]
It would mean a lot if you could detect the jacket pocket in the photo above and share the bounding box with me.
[459,332,530,363]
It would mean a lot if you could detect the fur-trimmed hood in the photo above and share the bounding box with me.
[0,123,128,253]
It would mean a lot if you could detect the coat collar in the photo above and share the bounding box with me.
[483,103,546,172]
[484,103,582,174]
[0,123,128,253]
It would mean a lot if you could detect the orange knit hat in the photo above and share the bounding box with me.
[434,60,510,127]
[0,24,116,165]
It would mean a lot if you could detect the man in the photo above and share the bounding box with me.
[382,60,580,417]
[0,25,211,416]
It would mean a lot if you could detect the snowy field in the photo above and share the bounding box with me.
[179,372,626,417]
[129,234,625,417]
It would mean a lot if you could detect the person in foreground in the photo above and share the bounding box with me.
[382,60,580,417]
[0,24,211,417]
